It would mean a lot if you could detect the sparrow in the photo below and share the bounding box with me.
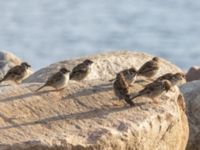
[113,72,134,106]
[110,67,137,85]
[155,72,185,86]
[70,59,93,81]
[0,62,31,84]
[35,68,70,92]
[130,80,172,103]
[138,57,160,79]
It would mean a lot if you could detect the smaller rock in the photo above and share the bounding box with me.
[0,51,21,65]
[180,80,200,150]
[0,51,32,80]
[186,66,200,82]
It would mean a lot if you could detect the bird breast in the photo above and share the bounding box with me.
[54,73,69,89]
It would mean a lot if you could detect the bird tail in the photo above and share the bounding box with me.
[124,94,134,106]
[109,78,115,82]
[35,84,46,92]
[0,78,5,83]
[129,93,140,100]
[69,73,74,80]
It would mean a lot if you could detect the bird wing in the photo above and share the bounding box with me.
[3,65,23,79]
[138,61,158,74]
[140,81,161,95]
[156,73,173,81]
[46,72,63,85]
[70,63,88,78]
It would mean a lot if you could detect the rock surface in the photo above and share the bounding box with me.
[186,66,200,82]
[0,51,189,149]
[23,51,183,83]
[0,51,22,79]
[180,80,200,150]
[0,80,188,150]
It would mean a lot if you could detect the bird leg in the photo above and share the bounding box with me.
[57,88,65,92]
[152,97,160,104]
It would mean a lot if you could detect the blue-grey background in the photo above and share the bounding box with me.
[0,0,199,70]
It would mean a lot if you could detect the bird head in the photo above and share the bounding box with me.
[21,62,31,68]
[83,59,94,65]
[171,72,185,85]
[129,67,137,74]
[175,72,185,79]
[152,57,159,62]
[60,68,70,74]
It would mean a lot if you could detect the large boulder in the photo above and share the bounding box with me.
[0,51,22,79]
[23,51,183,83]
[180,80,200,150]
[0,79,188,150]
[0,51,188,149]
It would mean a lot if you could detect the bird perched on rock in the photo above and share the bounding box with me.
[110,67,137,85]
[130,80,172,103]
[155,72,185,86]
[0,62,31,84]
[138,57,160,79]
[35,68,70,92]
[113,72,134,106]
[70,59,93,81]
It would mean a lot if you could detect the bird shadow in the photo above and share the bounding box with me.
[0,102,147,130]
[135,79,146,84]
[63,82,113,100]
[0,84,10,88]
[0,89,60,103]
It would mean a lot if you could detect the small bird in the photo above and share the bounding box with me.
[35,68,70,92]
[113,72,134,106]
[130,80,172,103]
[155,72,185,86]
[110,67,137,85]
[70,59,93,81]
[138,57,160,79]
[0,62,31,84]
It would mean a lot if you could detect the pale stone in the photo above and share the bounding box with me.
[0,51,21,65]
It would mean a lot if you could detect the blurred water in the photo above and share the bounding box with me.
[0,0,200,70]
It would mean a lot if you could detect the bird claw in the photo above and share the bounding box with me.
[124,98,135,107]
[152,100,160,105]
[112,101,122,106]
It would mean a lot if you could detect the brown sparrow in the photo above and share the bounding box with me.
[131,80,172,102]
[138,57,160,78]
[113,72,134,106]
[70,59,93,81]
[110,67,137,85]
[155,73,185,86]
[36,68,70,92]
[0,62,31,84]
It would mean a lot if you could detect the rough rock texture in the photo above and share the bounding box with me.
[0,80,188,150]
[186,66,200,82]
[0,51,22,79]
[180,80,200,150]
[0,51,188,149]
[23,51,183,83]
